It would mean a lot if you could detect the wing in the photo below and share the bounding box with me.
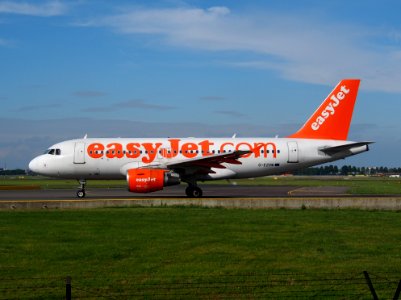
[165,150,251,175]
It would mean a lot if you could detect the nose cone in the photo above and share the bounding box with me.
[28,157,41,174]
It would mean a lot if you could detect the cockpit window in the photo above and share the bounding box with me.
[45,148,61,155]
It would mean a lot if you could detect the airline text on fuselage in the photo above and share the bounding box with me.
[87,139,278,164]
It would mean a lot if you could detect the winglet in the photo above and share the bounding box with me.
[288,79,360,140]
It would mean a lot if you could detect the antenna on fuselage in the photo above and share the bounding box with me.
[232,133,237,138]
[83,134,88,139]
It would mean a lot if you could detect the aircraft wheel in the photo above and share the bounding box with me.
[185,186,203,198]
[193,187,203,197]
[77,189,85,198]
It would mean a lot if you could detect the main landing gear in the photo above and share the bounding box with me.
[77,179,86,198]
[185,184,203,197]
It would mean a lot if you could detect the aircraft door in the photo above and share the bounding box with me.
[287,141,299,163]
[74,142,86,164]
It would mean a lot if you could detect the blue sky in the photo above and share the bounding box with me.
[0,0,400,168]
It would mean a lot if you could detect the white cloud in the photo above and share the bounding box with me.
[0,37,13,46]
[81,6,401,93]
[0,1,67,17]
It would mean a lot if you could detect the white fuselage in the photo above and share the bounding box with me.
[29,137,368,181]
[27,79,370,197]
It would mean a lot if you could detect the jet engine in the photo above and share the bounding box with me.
[127,169,180,193]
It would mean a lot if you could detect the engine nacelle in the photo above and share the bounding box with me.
[127,169,180,193]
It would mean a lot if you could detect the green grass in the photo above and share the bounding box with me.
[1,207,401,298]
[1,175,401,195]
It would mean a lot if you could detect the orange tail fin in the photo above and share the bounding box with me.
[288,79,360,140]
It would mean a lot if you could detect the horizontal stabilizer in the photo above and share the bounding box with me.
[320,142,373,155]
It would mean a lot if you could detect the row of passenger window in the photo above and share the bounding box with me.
[45,148,281,156]
[88,149,281,155]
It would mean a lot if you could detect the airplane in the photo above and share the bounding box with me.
[28,79,372,198]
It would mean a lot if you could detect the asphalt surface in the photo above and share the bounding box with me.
[2,185,401,211]
[0,184,350,201]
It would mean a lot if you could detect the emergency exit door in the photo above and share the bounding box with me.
[287,141,299,163]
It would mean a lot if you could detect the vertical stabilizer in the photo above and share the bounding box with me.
[288,79,360,140]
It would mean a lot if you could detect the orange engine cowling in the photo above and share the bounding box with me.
[127,169,180,193]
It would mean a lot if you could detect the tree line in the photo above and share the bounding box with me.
[0,169,27,175]
[294,165,401,176]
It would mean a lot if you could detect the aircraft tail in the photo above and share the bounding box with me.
[288,79,360,140]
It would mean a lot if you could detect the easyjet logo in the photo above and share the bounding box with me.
[87,139,278,164]
[136,177,157,183]
[311,85,350,131]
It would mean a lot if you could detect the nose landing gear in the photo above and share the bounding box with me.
[76,179,86,198]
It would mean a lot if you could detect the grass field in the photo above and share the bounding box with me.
[1,207,401,298]
[1,175,401,195]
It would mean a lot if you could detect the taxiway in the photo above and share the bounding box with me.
[0,184,348,201]
[1,185,400,210]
